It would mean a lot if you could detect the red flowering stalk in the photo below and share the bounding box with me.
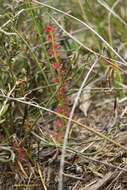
[12,138,26,161]
[52,62,61,71]
[44,24,69,142]
[44,24,55,33]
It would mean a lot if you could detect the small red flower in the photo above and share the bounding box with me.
[56,87,67,100]
[53,44,61,49]
[48,44,61,57]
[60,69,65,76]
[52,62,61,70]
[12,140,26,161]
[59,86,66,95]
[52,78,60,84]
[44,24,55,33]
[55,106,64,114]
[54,118,63,128]
[17,147,26,161]
[47,34,52,42]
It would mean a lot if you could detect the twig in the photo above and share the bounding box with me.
[58,56,99,190]
[0,94,126,151]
